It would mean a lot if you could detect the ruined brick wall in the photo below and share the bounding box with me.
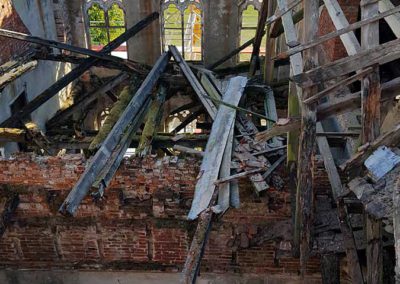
[0,154,321,279]
[0,0,30,65]
[318,0,360,61]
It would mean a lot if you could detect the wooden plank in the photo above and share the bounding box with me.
[0,61,37,91]
[217,124,234,212]
[379,0,400,38]
[0,13,158,127]
[46,73,129,129]
[173,145,204,157]
[275,4,400,60]
[255,118,301,143]
[136,85,167,157]
[323,0,361,55]
[59,53,170,216]
[188,76,248,220]
[295,0,319,274]
[292,37,400,88]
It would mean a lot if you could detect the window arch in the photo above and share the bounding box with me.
[161,0,203,61]
[239,0,266,62]
[85,0,127,58]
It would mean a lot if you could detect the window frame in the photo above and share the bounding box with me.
[161,0,204,61]
[84,0,127,52]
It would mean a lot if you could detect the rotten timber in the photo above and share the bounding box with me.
[296,0,319,274]
[0,13,158,128]
[137,85,167,157]
[59,52,170,216]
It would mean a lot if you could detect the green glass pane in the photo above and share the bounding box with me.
[88,4,105,26]
[89,27,108,45]
[108,3,125,27]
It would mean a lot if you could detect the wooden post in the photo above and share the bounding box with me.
[361,0,383,282]
[0,61,37,91]
[0,13,159,127]
[137,85,167,157]
[394,177,400,283]
[296,0,319,276]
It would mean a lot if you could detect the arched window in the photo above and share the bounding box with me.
[162,0,203,61]
[239,0,266,62]
[85,0,127,58]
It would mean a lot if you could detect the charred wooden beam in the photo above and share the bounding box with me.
[0,23,156,74]
[0,61,37,91]
[59,52,170,216]
[0,13,158,128]
[137,85,167,157]
[33,49,149,75]
[320,254,340,284]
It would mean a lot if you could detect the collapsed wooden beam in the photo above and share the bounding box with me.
[46,73,129,129]
[171,107,204,134]
[0,16,158,74]
[0,61,37,91]
[0,13,158,128]
[255,118,301,143]
[59,52,170,216]
[291,36,400,88]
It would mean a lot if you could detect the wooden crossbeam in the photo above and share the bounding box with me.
[59,52,170,216]
[291,37,400,88]
[379,0,400,38]
[0,13,158,128]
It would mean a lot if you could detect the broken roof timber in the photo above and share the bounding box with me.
[59,52,170,216]
[0,13,158,128]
